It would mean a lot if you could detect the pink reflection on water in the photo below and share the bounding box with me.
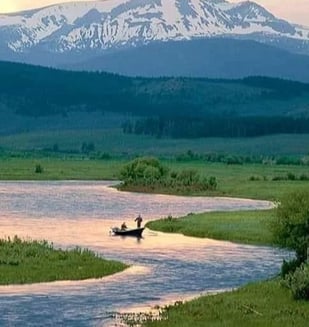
[0,181,273,251]
[0,181,284,323]
[0,216,255,263]
[0,265,150,297]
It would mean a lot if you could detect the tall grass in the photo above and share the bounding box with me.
[0,236,127,285]
[142,279,309,327]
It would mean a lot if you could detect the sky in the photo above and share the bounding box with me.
[0,0,308,26]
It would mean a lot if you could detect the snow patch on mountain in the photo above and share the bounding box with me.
[0,0,308,55]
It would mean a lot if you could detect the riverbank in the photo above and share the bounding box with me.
[0,237,128,285]
[141,279,309,327]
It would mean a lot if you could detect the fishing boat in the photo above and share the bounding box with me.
[111,227,145,238]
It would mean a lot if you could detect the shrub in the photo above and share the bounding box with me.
[271,190,309,263]
[208,176,217,190]
[287,172,296,181]
[100,152,111,160]
[224,155,243,165]
[176,169,199,186]
[120,157,168,185]
[249,175,260,181]
[283,263,309,300]
[81,142,95,154]
[35,164,43,173]
[272,175,287,181]
[300,174,309,181]
[281,259,302,277]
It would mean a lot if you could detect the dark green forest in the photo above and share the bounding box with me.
[1,61,309,138]
[124,116,309,138]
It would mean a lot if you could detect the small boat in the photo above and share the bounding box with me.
[111,227,145,238]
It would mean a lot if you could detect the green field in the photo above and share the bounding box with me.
[147,210,275,246]
[1,129,309,157]
[0,237,127,285]
[0,157,123,180]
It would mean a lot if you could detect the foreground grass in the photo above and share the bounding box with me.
[142,279,309,327]
[146,210,275,246]
[0,237,128,285]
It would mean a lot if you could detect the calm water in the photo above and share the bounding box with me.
[0,181,288,326]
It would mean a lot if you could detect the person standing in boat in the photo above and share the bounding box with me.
[135,214,143,228]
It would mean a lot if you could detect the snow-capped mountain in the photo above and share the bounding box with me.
[0,0,309,72]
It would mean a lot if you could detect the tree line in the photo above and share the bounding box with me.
[123,115,309,138]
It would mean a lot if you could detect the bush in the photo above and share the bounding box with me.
[283,263,309,300]
[281,259,302,277]
[224,155,243,165]
[299,174,309,181]
[35,164,43,173]
[120,157,168,186]
[249,175,261,181]
[271,190,309,263]
[208,176,217,190]
[287,172,296,180]
[120,157,217,192]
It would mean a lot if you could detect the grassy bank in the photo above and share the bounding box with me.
[0,237,128,285]
[142,279,309,327]
[146,210,275,246]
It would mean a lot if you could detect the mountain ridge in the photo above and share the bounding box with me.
[64,38,309,82]
[0,0,308,61]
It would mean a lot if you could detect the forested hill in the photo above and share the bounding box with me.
[1,61,309,138]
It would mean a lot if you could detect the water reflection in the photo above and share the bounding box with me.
[0,181,287,326]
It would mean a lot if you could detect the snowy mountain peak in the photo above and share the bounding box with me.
[0,0,308,57]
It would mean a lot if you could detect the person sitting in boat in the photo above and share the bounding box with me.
[134,214,143,228]
[121,222,127,230]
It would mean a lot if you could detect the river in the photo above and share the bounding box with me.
[0,181,288,326]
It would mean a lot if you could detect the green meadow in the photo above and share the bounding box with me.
[0,237,128,285]
[0,157,123,180]
[0,129,309,157]
[147,210,275,246]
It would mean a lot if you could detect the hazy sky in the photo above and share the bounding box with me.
[0,0,308,26]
